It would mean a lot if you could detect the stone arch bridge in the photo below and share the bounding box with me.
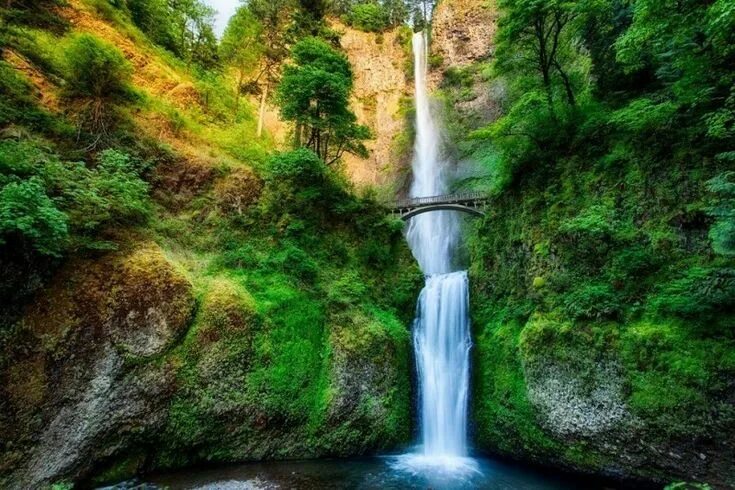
[388,192,489,221]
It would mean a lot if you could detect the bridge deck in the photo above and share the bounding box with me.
[387,192,488,220]
[388,192,488,210]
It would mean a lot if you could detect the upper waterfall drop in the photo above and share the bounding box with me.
[406,32,461,276]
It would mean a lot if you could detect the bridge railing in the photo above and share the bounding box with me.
[389,191,488,210]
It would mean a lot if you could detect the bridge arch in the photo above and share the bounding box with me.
[399,204,485,221]
[387,192,489,221]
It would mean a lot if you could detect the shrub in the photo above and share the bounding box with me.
[61,33,133,101]
[260,148,347,221]
[0,177,68,257]
[0,140,150,255]
[265,148,327,185]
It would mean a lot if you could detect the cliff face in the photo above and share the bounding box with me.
[431,0,498,78]
[430,0,502,165]
[338,23,412,190]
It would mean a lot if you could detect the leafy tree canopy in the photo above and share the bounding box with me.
[276,37,370,165]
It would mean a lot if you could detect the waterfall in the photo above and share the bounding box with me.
[394,31,475,473]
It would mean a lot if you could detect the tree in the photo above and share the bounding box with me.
[220,7,263,118]
[276,37,370,164]
[496,0,579,106]
[128,0,218,68]
[169,0,217,67]
[127,0,178,52]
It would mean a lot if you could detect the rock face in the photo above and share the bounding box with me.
[429,0,503,179]
[149,280,412,468]
[430,0,498,84]
[338,23,412,189]
[524,361,630,438]
[0,244,195,489]
[323,309,412,453]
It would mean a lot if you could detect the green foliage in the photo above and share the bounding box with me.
[50,483,74,490]
[220,8,263,77]
[334,0,408,27]
[0,177,68,257]
[126,0,219,68]
[346,3,390,32]
[707,172,735,256]
[276,37,370,164]
[469,0,735,473]
[665,483,712,490]
[0,61,61,133]
[265,147,327,184]
[0,140,150,256]
[61,33,133,101]
[563,283,622,321]
[651,266,735,323]
[495,0,582,106]
[0,0,421,475]
[608,98,678,133]
[1,0,69,32]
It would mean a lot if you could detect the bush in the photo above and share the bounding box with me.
[265,148,327,185]
[0,177,68,256]
[0,140,150,255]
[61,33,133,101]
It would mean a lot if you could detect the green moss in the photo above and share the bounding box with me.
[471,289,735,478]
[472,313,559,457]
[620,320,735,437]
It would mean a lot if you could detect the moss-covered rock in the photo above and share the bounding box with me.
[213,167,264,216]
[471,311,735,488]
[320,307,412,454]
[0,243,195,489]
[150,279,412,470]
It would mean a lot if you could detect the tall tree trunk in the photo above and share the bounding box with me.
[257,82,269,138]
[234,70,244,121]
[535,16,554,108]
[295,122,302,148]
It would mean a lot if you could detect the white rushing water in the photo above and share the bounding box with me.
[393,31,476,475]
